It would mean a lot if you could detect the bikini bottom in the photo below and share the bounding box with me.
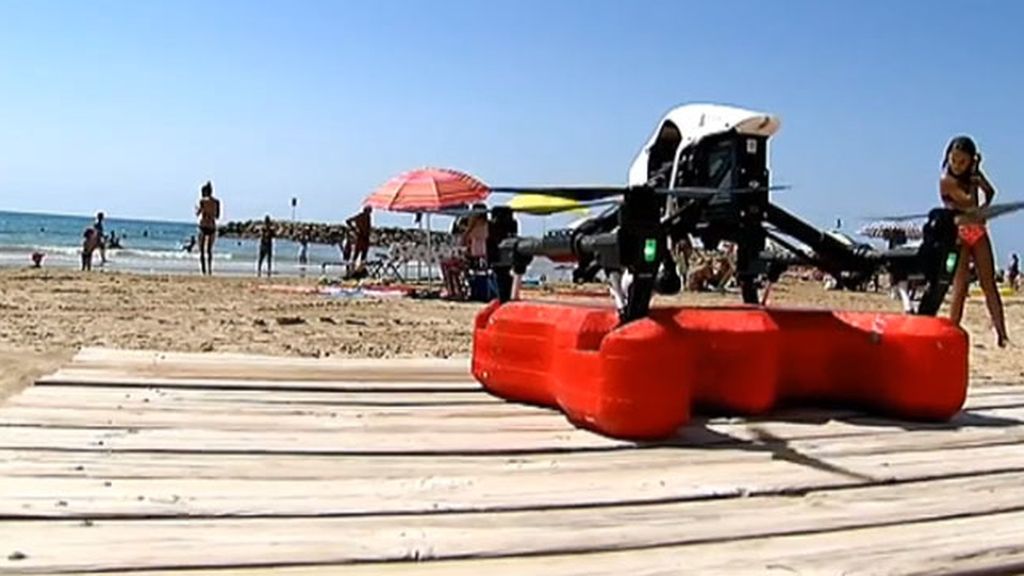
[958,224,987,248]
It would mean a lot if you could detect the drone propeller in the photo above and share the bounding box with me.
[979,200,1024,220]
[490,186,627,202]
[660,184,791,200]
[866,200,1024,223]
[439,198,620,217]
[490,184,790,202]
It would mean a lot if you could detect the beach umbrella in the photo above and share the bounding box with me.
[364,167,490,280]
[364,167,490,213]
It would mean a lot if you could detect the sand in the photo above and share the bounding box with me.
[0,267,1021,401]
[0,346,73,403]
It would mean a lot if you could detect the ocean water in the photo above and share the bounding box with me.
[0,210,567,280]
[0,210,357,276]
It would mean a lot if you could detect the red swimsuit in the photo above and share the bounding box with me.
[943,175,987,248]
[958,223,987,247]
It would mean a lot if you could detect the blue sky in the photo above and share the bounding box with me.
[1,0,1022,255]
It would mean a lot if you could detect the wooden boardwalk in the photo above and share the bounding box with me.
[2,347,1024,575]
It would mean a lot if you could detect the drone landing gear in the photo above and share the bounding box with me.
[606,268,657,324]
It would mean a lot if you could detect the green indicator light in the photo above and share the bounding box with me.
[945,252,957,273]
[644,238,657,263]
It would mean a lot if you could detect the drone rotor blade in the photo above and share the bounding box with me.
[490,184,791,202]
[976,200,1024,221]
[861,209,931,222]
[655,184,791,199]
[865,200,1024,223]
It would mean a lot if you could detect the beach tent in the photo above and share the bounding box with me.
[857,220,924,249]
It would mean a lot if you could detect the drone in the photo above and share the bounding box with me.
[480,103,1023,324]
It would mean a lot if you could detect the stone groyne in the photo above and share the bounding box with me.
[218,219,452,246]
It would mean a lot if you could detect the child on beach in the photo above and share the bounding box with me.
[1009,253,1020,293]
[81,227,100,271]
[257,215,275,277]
[940,135,1008,347]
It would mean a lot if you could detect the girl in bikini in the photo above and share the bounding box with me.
[196,181,221,276]
[939,135,1008,347]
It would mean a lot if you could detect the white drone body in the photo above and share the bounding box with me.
[627,103,781,187]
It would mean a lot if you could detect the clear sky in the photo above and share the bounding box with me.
[1,0,1022,254]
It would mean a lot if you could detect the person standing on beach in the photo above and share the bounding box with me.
[81,227,100,271]
[940,135,1008,347]
[1009,253,1020,292]
[93,212,107,265]
[196,181,221,275]
[297,231,309,266]
[257,215,275,277]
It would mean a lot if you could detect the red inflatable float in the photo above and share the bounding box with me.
[472,301,968,440]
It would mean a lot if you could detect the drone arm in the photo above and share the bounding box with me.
[764,203,871,277]
[899,208,959,315]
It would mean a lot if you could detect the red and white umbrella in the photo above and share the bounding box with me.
[364,167,490,213]
[364,167,490,280]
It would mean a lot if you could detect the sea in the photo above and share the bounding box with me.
[0,210,359,277]
[0,210,567,280]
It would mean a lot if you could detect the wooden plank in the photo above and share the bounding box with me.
[967,382,1024,396]
[1,472,1023,574]
[5,437,1024,519]
[0,424,630,453]
[2,402,1021,439]
[0,447,782,480]
[2,435,1023,484]
[0,439,1015,483]
[11,382,1019,428]
[12,379,1024,409]
[5,388,1022,431]
[2,401,1022,455]
[38,370,482,391]
[63,348,474,382]
[6,385,502,408]
[4,442,1024,519]
[0,457,850,518]
[62,510,1024,576]
[0,404,566,433]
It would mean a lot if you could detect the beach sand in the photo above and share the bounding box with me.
[0,267,1021,399]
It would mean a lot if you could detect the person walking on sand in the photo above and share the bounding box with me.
[298,233,309,265]
[1009,253,1020,293]
[346,206,372,271]
[196,181,221,275]
[257,215,275,277]
[940,135,1009,347]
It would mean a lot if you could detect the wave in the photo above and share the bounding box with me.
[112,248,234,261]
[0,244,234,261]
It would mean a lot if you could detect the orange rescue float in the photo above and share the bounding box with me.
[472,301,968,440]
